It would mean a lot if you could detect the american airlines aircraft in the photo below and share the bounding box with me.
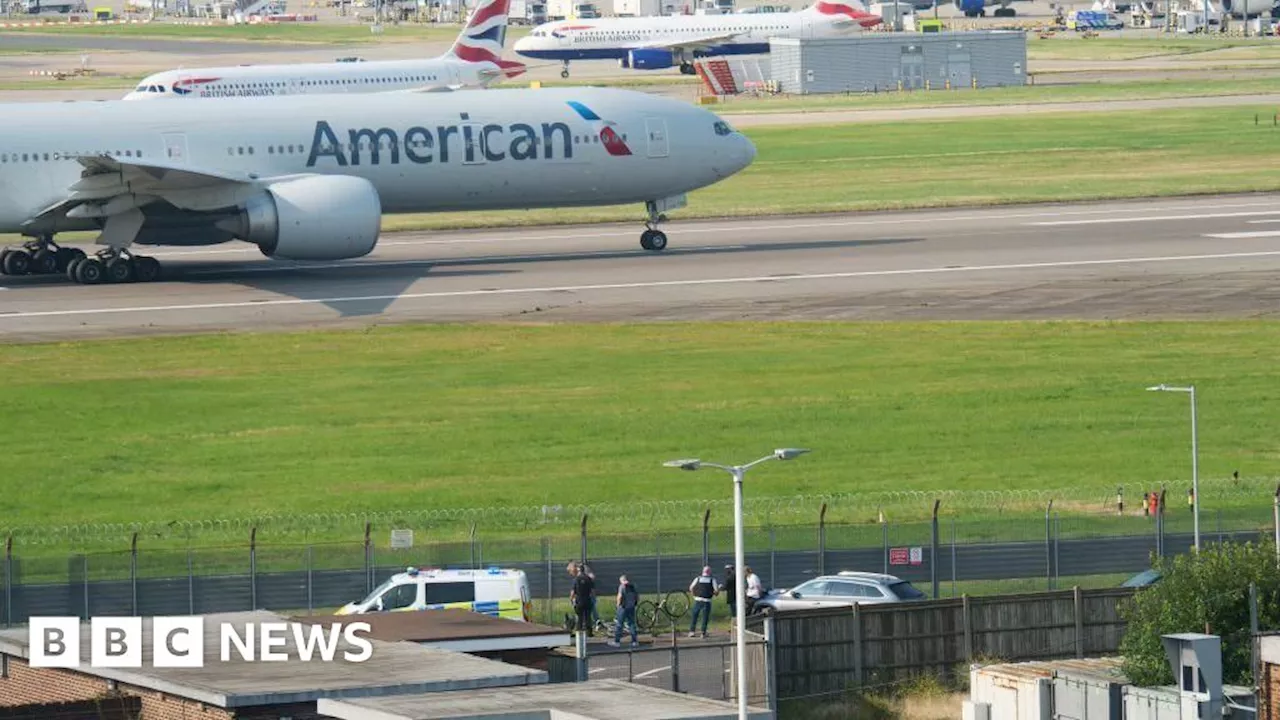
[512,1,881,77]
[0,87,755,285]
[123,0,525,100]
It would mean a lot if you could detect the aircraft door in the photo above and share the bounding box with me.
[288,76,302,95]
[162,132,190,164]
[644,117,669,158]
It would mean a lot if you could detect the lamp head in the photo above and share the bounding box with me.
[774,448,810,461]
[664,459,702,471]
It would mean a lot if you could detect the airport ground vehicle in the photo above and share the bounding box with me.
[751,571,927,615]
[335,567,532,621]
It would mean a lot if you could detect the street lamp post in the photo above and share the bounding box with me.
[1147,384,1199,552]
[664,448,810,720]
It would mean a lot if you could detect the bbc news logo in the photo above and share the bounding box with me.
[29,617,374,668]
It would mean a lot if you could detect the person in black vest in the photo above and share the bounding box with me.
[688,565,719,638]
[608,574,640,648]
[723,565,737,620]
[569,562,595,637]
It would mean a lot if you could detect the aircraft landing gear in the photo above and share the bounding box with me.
[678,61,696,75]
[64,248,162,285]
[993,6,1016,16]
[640,202,669,252]
[561,60,571,79]
[0,236,85,277]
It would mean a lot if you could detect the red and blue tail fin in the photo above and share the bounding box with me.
[447,0,527,79]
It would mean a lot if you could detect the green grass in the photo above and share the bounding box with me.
[366,105,1280,232]
[0,74,143,91]
[709,76,1280,114]
[4,322,1280,539]
[1026,35,1280,61]
[0,21,525,44]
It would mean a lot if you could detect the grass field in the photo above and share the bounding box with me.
[371,105,1280,231]
[1025,35,1280,61]
[4,322,1280,540]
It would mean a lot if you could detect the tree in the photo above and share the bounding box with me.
[1119,541,1280,687]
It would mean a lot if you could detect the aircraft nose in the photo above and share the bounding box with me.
[734,133,757,171]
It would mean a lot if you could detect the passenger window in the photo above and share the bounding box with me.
[426,581,475,605]
[379,583,419,611]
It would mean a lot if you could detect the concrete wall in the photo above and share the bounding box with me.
[768,31,1027,94]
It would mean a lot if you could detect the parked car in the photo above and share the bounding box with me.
[751,571,927,615]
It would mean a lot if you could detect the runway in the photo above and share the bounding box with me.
[3,193,1280,341]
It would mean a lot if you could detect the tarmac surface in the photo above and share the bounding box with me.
[3,193,1280,342]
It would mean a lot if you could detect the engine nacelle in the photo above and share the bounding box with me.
[627,48,676,70]
[1224,0,1273,17]
[954,0,985,14]
[227,175,382,261]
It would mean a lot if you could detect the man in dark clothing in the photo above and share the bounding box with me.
[608,575,640,648]
[569,562,596,636]
[688,565,719,638]
[723,565,737,619]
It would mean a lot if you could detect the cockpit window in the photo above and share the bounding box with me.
[713,121,733,136]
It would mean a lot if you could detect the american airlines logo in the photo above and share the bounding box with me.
[306,101,629,167]
[29,617,374,668]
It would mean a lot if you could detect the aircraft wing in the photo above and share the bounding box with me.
[633,31,744,53]
[22,153,264,233]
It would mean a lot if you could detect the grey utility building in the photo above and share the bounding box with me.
[768,30,1027,94]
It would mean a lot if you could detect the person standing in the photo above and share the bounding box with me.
[569,562,595,636]
[688,565,718,638]
[745,566,763,615]
[723,565,737,621]
[583,563,601,631]
[608,574,640,648]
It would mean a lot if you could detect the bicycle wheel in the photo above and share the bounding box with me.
[663,590,691,621]
[636,600,659,633]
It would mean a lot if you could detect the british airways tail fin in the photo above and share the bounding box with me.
[802,0,883,27]
[446,0,527,80]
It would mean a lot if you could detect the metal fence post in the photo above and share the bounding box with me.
[655,533,662,595]
[130,532,138,616]
[363,522,373,594]
[543,537,553,626]
[3,536,10,628]
[881,518,889,575]
[764,613,778,716]
[671,624,681,694]
[580,514,589,568]
[769,526,777,589]
[701,509,711,570]
[1054,512,1061,589]
[1045,500,1054,591]
[82,553,89,620]
[249,527,257,611]
[1217,509,1223,545]
[187,548,194,615]
[1251,582,1260,692]
[1273,484,1280,565]
[818,503,827,577]
[307,545,314,615]
[470,522,477,569]
[931,500,940,600]
[1159,489,1167,556]
[951,517,957,598]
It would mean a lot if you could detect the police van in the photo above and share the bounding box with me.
[335,567,532,621]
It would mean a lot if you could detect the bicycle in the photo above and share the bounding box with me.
[636,590,691,634]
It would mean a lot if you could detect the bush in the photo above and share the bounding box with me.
[1119,541,1280,686]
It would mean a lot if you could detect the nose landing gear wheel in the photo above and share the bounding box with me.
[640,229,668,251]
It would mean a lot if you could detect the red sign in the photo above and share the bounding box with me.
[889,547,909,565]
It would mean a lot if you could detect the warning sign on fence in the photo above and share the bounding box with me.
[890,547,924,566]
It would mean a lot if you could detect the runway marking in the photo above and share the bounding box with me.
[633,665,672,679]
[1203,231,1280,239]
[1027,211,1280,226]
[137,200,1280,259]
[1248,220,1280,224]
[6,249,1280,322]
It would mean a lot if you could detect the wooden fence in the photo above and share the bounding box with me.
[751,587,1135,699]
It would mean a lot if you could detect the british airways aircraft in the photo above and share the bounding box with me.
[123,0,525,100]
[512,1,881,77]
[0,87,755,285]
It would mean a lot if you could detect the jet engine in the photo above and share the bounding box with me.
[223,175,382,261]
[627,48,676,70]
[953,0,986,15]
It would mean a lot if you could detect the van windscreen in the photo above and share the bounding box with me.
[427,581,476,604]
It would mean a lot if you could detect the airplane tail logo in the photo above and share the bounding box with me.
[447,0,527,79]
[566,101,632,156]
[806,0,883,27]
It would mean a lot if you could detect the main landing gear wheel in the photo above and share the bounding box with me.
[640,229,668,251]
[0,236,84,277]
[64,249,163,285]
[679,62,696,75]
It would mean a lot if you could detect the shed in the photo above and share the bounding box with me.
[767,31,1026,94]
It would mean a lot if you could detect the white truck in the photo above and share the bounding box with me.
[547,0,597,18]
[614,0,661,15]
[509,0,547,23]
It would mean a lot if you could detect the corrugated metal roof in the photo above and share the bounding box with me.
[976,657,1127,684]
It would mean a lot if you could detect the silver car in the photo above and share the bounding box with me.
[751,571,927,614]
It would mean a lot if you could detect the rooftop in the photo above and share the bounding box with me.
[974,657,1128,684]
[317,679,774,720]
[0,611,545,708]
[292,609,571,652]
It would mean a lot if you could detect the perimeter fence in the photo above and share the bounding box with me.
[2,478,1277,627]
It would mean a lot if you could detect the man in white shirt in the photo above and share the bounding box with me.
[745,566,763,614]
